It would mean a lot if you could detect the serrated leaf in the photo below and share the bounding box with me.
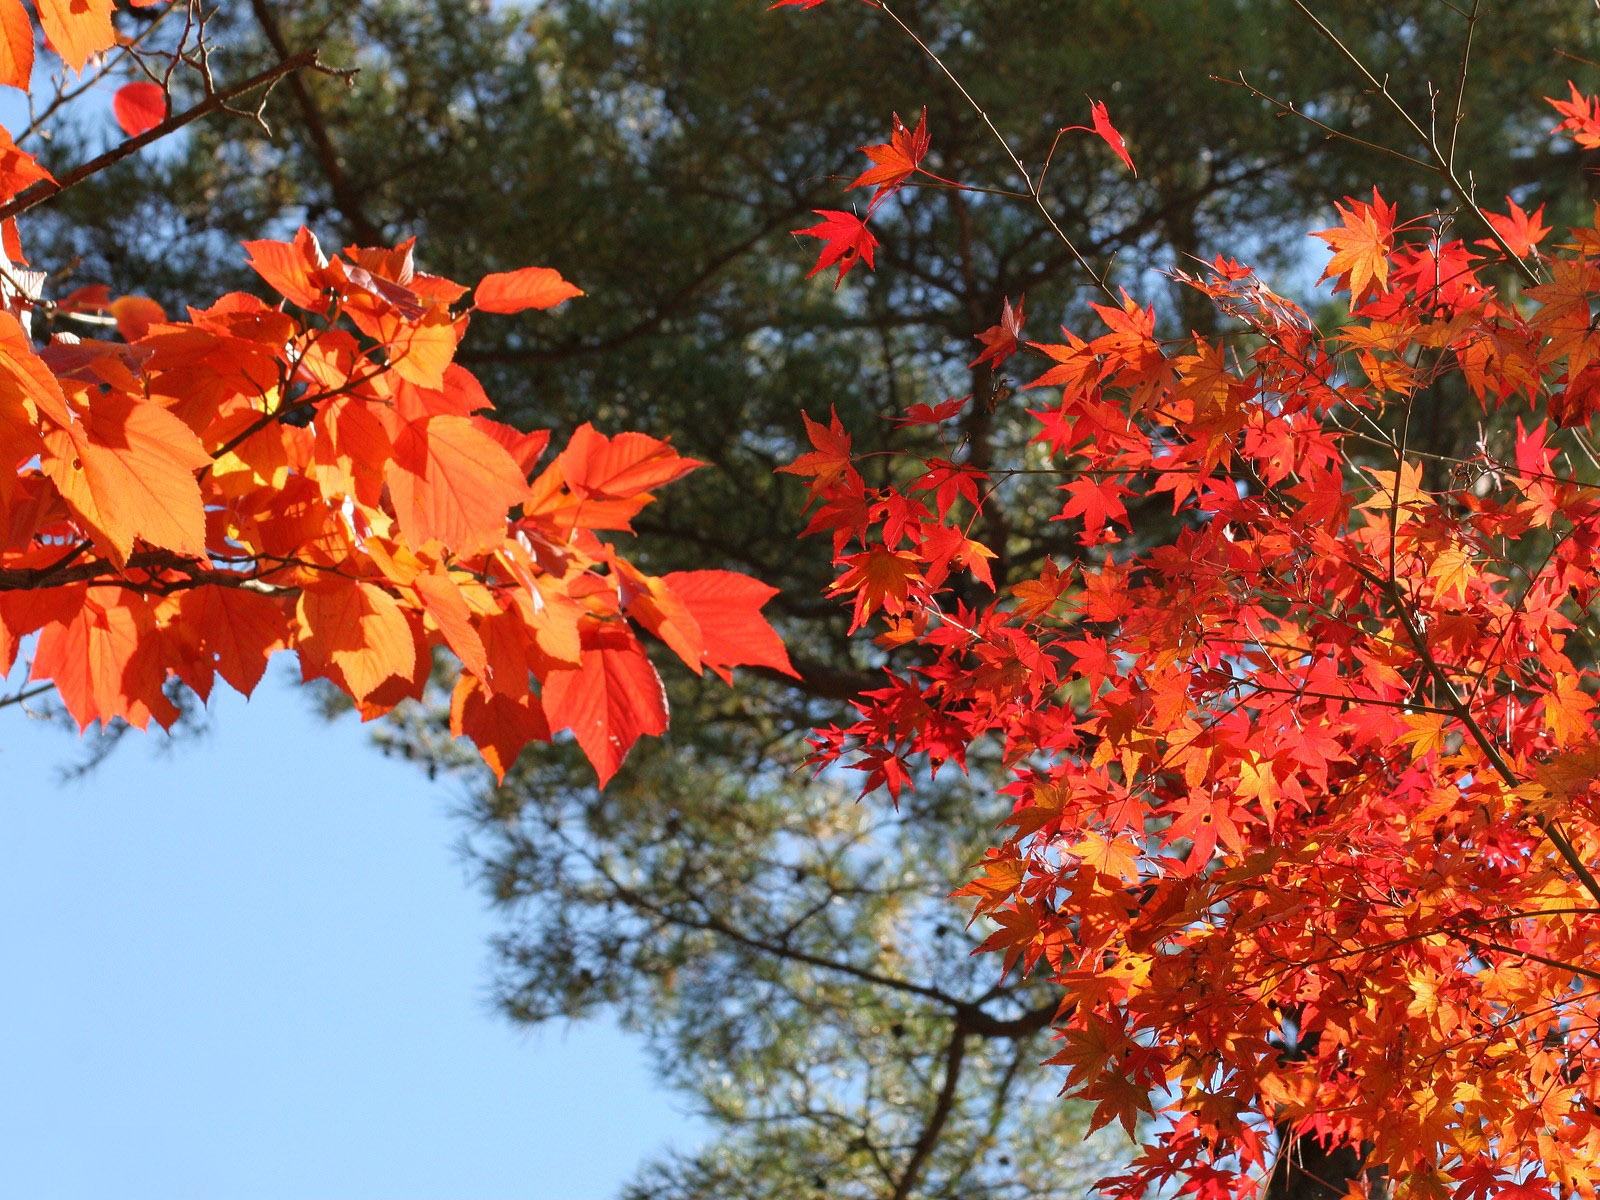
[42,390,211,563]
[541,624,668,786]
[385,414,531,553]
[0,0,32,92]
[660,570,796,683]
[36,0,115,73]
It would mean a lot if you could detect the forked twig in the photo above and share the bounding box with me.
[1283,0,1540,284]
[0,48,351,222]
[875,0,1117,299]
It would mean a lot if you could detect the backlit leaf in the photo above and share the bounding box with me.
[541,624,668,786]
[473,266,584,313]
[385,414,531,553]
[112,82,166,137]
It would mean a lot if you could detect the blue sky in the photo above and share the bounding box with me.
[0,669,705,1199]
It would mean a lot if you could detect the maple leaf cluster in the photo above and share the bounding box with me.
[788,98,1133,288]
[785,60,1600,1200]
[0,3,792,788]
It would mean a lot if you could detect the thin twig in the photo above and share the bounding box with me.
[0,48,343,222]
[1218,74,1433,171]
[1284,0,1539,284]
[875,0,1115,299]
[247,0,382,245]
[0,683,53,711]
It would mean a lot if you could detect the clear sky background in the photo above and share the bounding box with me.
[0,667,705,1199]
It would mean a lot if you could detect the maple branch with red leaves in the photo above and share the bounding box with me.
[772,29,1600,1184]
[1281,0,1540,281]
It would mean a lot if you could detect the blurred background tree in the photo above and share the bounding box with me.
[33,1,1599,1194]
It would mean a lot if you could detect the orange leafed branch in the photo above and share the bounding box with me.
[0,227,785,786]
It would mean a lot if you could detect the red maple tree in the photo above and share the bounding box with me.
[778,2,1600,1196]
[0,3,791,787]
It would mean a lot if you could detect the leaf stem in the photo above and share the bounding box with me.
[875,1,1115,299]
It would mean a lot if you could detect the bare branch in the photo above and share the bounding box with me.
[0,48,346,223]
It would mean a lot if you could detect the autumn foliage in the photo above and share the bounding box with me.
[779,2,1600,1197]
[0,2,791,786]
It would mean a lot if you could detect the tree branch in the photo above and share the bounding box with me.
[0,48,340,222]
[888,1022,967,1200]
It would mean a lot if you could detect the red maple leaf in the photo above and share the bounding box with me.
[1087,99,1136,175]
[970,295,1026,369]
[850,107,930,210]
[829,547,924,631]
[1549,81,1600,149]
[778,407,859,495]
[1479,197,1551,260]
[792,210,879,288]
[1551,362,1600,429]
[890,396,968,427]
[1311,188,1398,301]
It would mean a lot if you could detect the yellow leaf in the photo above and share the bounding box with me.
[1396,712,1451,760]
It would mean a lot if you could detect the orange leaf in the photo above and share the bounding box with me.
[849,107,929,209]
[243,229,332,311]
[42,390,211,562]
[450,672,550,782]
[32,589,178,730]
[828,548,923,632]
[1549,81,1600,150]
[0,311,70,427]
[661,569,796,683]
[112,81,166,137]
[555,422,702,500]
[384,414,531,553]
[381,306,458,389]
[36,0,116,73]
[1396,712,1451,759]
[777,407,856,493]
[1311,188,1397,301]
[1544,673,1596,747]
[0,366,38,501]
[1481,197,1551,260]
[111,294,165,341]
[1534,743,1600,803]
[617,560,704,673]
[413,568,490,680]
[1009,558,1070,621]
[296,582,417,703]
[477,416,550,475]
[541,624,668,786]
[173,585,289,698]
[1070,830,1141,886]
[0,0,33,91]
[473,266,584,313]
[0,125,51,203]
[311,394,391,508]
